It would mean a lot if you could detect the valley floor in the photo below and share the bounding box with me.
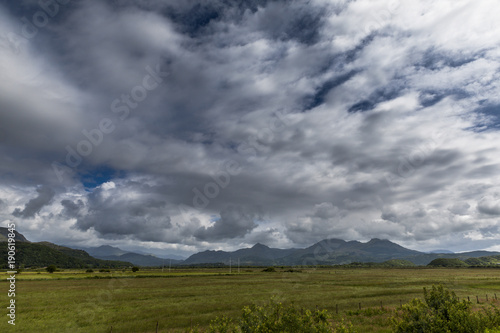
[2,267,500,332]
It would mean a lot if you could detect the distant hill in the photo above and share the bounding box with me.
[0,241,132,269]
[0,228,131,269]
[181,239,500,266]
[427,258,468,267]
[0,227,30,242]
[465,255,500,266]
[429,249,454,254]
[96,253,182,267]
[81,245,128,257]
[277,238,423,265]
[403,251,500,266]
[182,243,297,266]
[73,245,183,267]
[3,228,500,268]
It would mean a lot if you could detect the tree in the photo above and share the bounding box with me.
[46,265,57,273]
[132,266,139,272]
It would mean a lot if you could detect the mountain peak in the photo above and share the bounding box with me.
[0,227,30,242]
[252,243,270,249]
[368,238,388,243]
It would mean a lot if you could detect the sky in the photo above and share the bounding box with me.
[1,0,500,258]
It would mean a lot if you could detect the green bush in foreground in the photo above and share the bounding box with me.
[392,284,500,332]
[209,298,356,333]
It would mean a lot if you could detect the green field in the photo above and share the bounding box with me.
[2,267,500,332]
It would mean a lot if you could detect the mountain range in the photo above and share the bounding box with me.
[2,227,500,267]
[69,245,183,266]
[182,238,495,266]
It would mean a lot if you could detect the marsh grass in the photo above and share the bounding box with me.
[1,267,499,332]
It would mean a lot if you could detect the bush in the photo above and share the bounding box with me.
[132,266,140,272]
[99,269,110,273]
[86,269,94,273]
[392,284,500,332]
[209,298,356,332]
[261,267,276,272]
[46,265,57,273]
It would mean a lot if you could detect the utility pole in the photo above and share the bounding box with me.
[238,258,240,273]
[169,259,171,273]
[229,257,232,273]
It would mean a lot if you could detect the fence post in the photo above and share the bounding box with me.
[486,295,489,302]
[380,301,383,310]
[336,304,338,314]
[156,321,159,333]
[495,293,498,301]
[110,326,113,333]
[468,296,470,302]
[358,302,361,310]
[477,296,480,304]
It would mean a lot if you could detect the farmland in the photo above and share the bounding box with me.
[2,267,500,332]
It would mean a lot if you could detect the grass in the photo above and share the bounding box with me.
[1,267,500,332]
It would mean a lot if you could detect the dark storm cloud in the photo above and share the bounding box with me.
[194,205,258,241]
[60,199,84,218]
[74,182,173,242]
[12,186,55,218]
[477,197,500,216]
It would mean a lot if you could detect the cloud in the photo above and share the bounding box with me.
[2,0,500,255]
[477,196,500,216]
[12,186,55,219]
[73,181,174,242]
[194,205,258,241]
[60,199,84,219]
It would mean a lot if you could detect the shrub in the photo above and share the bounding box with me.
[261,267,276,272]
[46,265,57,273]
[132,266,140,272]
[99,269,110,273]
[209,298,356,332]
[392,284,500,332]
[86,269,94,273]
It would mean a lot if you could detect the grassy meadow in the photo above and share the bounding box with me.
[2,267,500,332]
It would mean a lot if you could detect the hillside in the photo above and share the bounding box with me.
[3,227,500,268]
[277,238,423,265]
[0,242,132,269]
[403,251,500,266]
[97,253,183,267]
[182,243,297,266]
[182,238,424,266]
[181,239,500,266]
[0,227,30,242]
